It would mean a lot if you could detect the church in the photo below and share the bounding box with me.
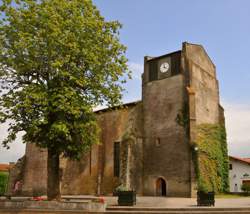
[8,42,227,197]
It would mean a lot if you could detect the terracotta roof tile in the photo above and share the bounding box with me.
[0,163,11,172]
[230,156,250,165]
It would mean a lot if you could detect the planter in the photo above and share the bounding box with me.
[117,191,136,206]
[197,191,215,206]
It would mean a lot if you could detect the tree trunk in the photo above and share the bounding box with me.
[47,149,61,200]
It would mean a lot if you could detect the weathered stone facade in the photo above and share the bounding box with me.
[8,42,226,197]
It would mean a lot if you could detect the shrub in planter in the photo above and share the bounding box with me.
[241,183,250,195]
[196,181,215,206]
[116,185,136,206]
[197,191,215,206]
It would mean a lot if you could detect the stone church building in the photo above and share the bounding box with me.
[8,42,225,197]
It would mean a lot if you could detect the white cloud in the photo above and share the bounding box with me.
[128,62,143,80]
[223,101,250,157]
[0,123,25,163]
[121,62,143,103]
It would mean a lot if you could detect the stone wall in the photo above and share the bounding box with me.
[61,102,143,195]
[184,43,220,125]
[7,144,47,196]
[6,157,25,195]
[98,103,143,195]
[21,144,47,196]
[17,102,143,196]
[142,67,190,196]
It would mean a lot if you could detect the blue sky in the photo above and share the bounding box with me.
[0,0,250,162]
[93,0,250,104]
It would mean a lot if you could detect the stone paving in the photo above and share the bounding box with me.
[104,196,250,208]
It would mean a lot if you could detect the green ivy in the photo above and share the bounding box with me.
[0,172,8,195]
[194,124,229,193]
[241,183,250,194]
[176,103,189,128]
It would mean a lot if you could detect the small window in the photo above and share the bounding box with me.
[243,173,249,177]
[229,164,232,170]
[155,138,161,147]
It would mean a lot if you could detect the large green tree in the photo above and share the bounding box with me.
[0,0,129,200]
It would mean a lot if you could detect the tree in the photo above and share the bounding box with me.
[0,0,129,200]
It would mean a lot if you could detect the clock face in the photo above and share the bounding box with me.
[160,62,169,73]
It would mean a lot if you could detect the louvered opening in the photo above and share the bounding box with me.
[149,60,158,81]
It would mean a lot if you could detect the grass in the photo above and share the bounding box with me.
[216,193,250,198]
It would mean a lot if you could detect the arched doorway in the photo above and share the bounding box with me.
[156,178,167,196]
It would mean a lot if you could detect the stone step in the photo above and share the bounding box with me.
[104,212,250,214]
[106,207,250,213]
[107,207,250,211]
[2,208,250,214]
[0,210,86,214]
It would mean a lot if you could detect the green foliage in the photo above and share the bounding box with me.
[116,184,130,192]
[241,183,250,194]
[0,0,130,159]
[0,172,8,195]
[194,124,229,193]
[176,103,189,128]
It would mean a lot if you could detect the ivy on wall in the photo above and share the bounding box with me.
[194,124,229,193]
[0,172,8,195]
[176,103,189,128]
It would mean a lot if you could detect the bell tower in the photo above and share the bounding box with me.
[141,42,224,197]
[142,49,191,197]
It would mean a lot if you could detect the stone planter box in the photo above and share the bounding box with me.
[118,191,136,206]
[0,200,106,212]
[197,191,215,206]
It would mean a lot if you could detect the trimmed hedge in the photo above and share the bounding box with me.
[194,124,229,193]
[0,172,8,195]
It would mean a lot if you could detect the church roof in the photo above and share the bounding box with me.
[146,50,181,62]
[94,100,141,113]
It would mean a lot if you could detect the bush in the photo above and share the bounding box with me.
[115,184,130,192]
[241,183,250,195]
[0,172,8,195]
